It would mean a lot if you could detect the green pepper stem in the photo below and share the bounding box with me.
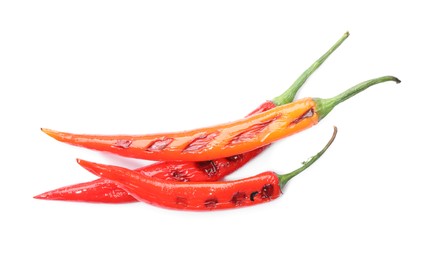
[278,126,338,189]
[272,32,350,106]
[315,76,401,120]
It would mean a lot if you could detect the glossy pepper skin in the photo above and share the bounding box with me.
[35,32,350,203]
[34,179,133,203]
[34,147,265,203]
[41,75,399,162]
[77,127,338,211]
[42,98,318,160]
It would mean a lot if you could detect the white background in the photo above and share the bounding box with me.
[1,1,432,259]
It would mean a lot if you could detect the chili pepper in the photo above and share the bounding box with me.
[77,126,338,210]
[35,32,349,203]
[41,75,399,162]
[33,147,266,203]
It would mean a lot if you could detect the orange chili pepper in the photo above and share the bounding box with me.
[41,76,399,161]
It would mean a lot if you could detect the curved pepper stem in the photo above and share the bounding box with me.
[315,76,401,120]
[278,126,338,189]
[272,32,350,106]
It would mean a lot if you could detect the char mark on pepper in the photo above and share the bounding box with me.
[112,139,133,149]
[229,116,280,145]
[261,184,274,199]
[231,192,247,206]
[146,138,174,151]
[250,191,259,201]
[183,132,220,152]
[176,197,187,206]
[169,170,191,182]
[195,160,218,177]
[204,198,218,208]
[289,108,315,126]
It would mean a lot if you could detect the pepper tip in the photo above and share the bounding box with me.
[76,159,104,178]
[33,194,44,199]
[33,192,49,200]
[76,158,89,168]
[41,128,57,139]
[76,158,90,168]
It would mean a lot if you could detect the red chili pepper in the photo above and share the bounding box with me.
[34,147,266,203]
[35,32,350,203]
[41,76,399,162]
[77,127,338,210]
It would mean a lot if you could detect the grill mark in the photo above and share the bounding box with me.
[195,160,218,177]
[176,197,187,206]
[204,198,218,208]
[146,138,174,151]
[250,191,259,201]
[183,132,219,152]
[231,192,247,206]
[229,116,280,145]
[261,184,274,199]
[169,170,190,182]
[112,139,133,149]
[289,108,315,126]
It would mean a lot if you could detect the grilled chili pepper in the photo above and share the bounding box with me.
[35,32,349,203]
[41,75,399,162]
[33,147,266,203]
[77,127,338,210]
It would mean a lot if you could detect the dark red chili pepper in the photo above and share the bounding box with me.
[77,127,338,210]
[35,32,350,203]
